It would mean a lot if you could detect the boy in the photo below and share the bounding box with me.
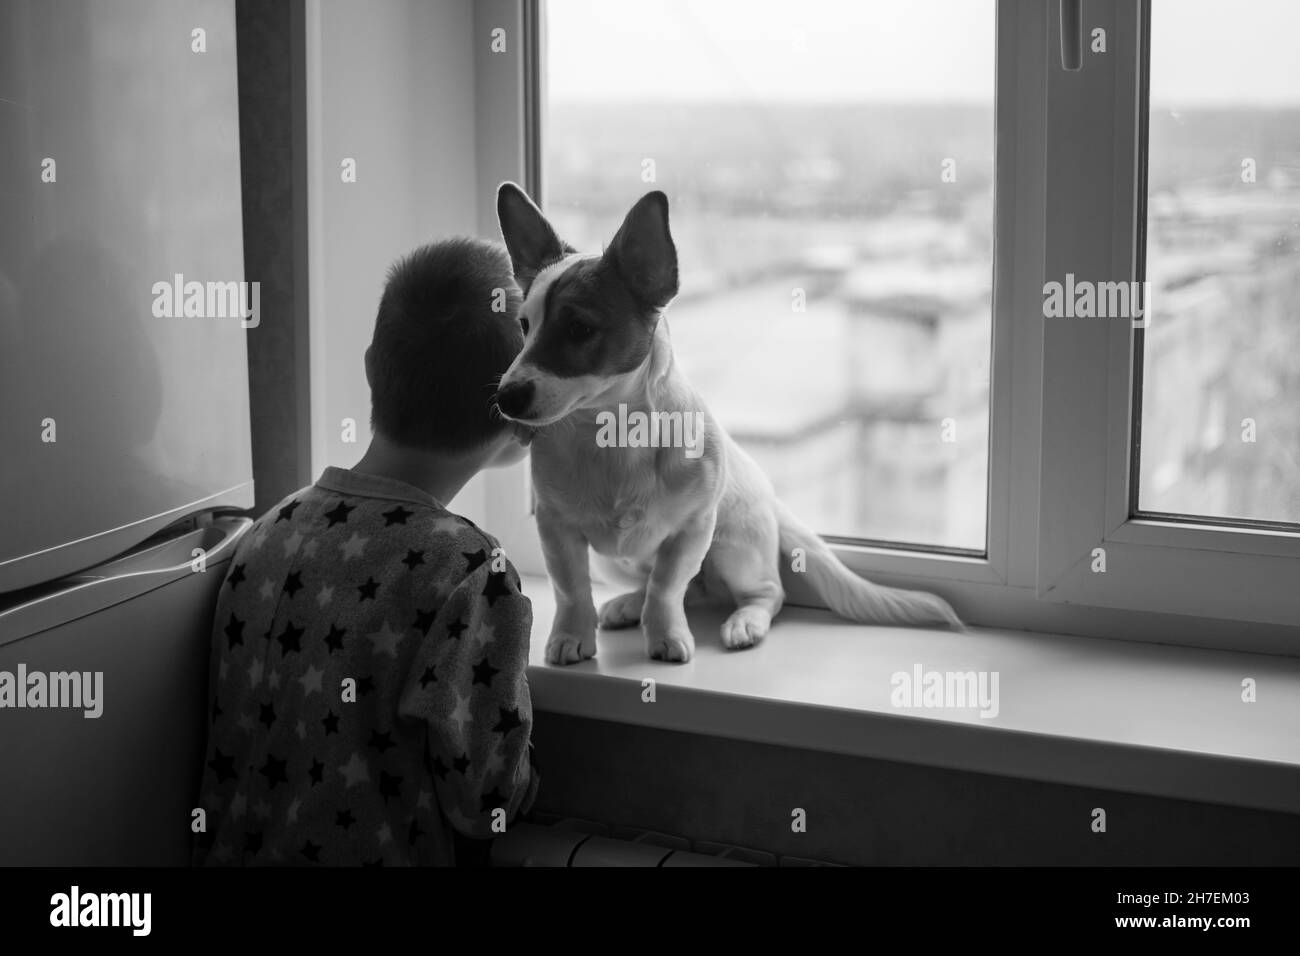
[194,238,537,866]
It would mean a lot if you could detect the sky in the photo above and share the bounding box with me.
[1149,0,1300,107]
[545,0,1300,107]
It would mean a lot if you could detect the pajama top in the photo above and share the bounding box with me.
[192,465,538,866]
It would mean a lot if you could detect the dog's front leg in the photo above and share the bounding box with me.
[537,504,599,665]
[642,510,717,663]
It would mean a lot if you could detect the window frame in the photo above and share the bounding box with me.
[1035,0,1300,633]
[472,0,547,577]
[475,0,1300,655]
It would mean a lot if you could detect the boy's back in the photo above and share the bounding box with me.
[194,465,536,866]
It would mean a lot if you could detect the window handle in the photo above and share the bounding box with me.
[1060,0,1084,70]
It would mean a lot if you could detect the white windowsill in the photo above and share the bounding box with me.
[521,575,1300,816]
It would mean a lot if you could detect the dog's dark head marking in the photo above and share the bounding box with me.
[497,182,574,295]
[495,183,681,420]
[524,256,659,379]
[604,190,678,312]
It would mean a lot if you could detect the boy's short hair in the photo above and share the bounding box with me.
[368,238,524,453]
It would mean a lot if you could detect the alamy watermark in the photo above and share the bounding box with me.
[152,273,260,328]
[1043,273,1153,328]
[0,664,103,718]
[890,663,999,719]
[595,403,705,460]
[50,886,150,936]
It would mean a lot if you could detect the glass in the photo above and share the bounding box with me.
[543,0,995,551]
[1138,0,1300,525]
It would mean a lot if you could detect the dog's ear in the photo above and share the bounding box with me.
[497,182,565,293]
[605,190,678,310]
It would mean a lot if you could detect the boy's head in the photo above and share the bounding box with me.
[365,238,528,465]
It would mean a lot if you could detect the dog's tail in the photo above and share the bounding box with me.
[775,500,963,629]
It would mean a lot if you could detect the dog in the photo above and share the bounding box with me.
[493,183,962,664]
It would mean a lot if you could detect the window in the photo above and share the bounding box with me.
[543,0,996,553]
[1136,0,1300,528]
[474,0,1300,652]
[1037,0,1300,638]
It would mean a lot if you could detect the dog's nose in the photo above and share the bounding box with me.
[496,380,535,419]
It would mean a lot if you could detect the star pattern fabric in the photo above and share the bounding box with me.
[193,466,538,866]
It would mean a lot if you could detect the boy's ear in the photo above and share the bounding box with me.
[604,190,678,310]
[497,182,565,293]
[363,344,374,389]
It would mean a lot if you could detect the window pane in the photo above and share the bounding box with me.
[543,0,994,551]
[1139,0,1300,523]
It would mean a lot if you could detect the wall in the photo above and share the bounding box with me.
[532,712,1300,865]
[304,0,487,517]
[0,523,242,865]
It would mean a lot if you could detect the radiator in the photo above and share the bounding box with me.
[492,821,758,867]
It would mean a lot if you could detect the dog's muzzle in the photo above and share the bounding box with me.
[496,380,534,420]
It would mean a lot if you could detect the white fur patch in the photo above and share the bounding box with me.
[520,253,597,334]
[499,254,602,424]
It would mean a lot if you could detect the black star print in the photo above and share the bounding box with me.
[336,809,355,830]
[402,549,425,570]
[419,665,438,688]
[324,624,347,653]
[282,570,303,598]
[379,771,403,803]
[224,614,244,649]
[276,499,302,522]
[322,710,340,735]
[244,831,263,856]
[430,755,449,780]
[323,500,355,527]
[463,549,488,574]
[227,563,246,589]
[208,748,236,783]
[308,758,325,785]
[357,675,374,697]
[259,701,276,728]
[446,618,468,640]
[300,840,322,863]
[260,754,288,788]
[492,706,522,735]
[480,787,507,813]
[277,620,303,656]
[408,819,424,845]
[482,571,511,606]
[471,657,499,687]
[452,752,470,775]
[357,577,380,601]
[383,505,414,525]
[368,730,395,754]
[412,608,436,635]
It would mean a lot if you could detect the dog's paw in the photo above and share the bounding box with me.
[545,629,596,665]
[598,591,644,629]
[721,606,771,649]
[645,628,694,663]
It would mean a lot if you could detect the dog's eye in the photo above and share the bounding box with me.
[569,322,597,343]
